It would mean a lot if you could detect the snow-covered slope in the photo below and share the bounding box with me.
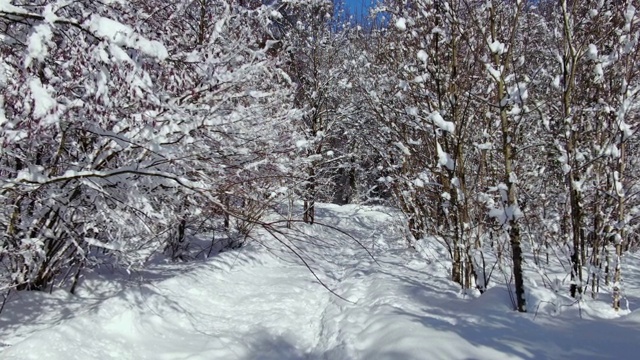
[2,204,640,359]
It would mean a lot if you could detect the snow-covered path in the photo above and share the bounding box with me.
[3,204,640,359]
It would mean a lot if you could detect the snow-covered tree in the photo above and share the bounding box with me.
[272,0,362,222]
[0,0,297,291]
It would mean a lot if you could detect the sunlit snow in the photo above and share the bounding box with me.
[3,204,640,360]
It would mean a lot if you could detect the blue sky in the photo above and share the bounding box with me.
[343,0,376,18]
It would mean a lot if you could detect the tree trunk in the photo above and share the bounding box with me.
[613,140,626,310]
[510,225,526,312]
[303,167,316,224]
[569,188,583,298]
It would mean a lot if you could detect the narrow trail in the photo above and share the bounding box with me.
[3,204,640,359]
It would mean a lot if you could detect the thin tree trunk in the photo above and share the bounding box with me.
[613,140,626,310]
[197,0,208,45]
[569,188,583,297]
[303,167,316,224]
[490,1,526,312]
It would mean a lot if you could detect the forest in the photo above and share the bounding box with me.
[1,0,639,319]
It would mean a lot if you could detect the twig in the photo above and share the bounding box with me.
[0,288,11,315]
[268,218,380,266]
[261,224,354,304]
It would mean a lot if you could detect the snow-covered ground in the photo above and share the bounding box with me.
[2,204,640,359]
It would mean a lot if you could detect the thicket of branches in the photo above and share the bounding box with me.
[354,0,640,312]
[0,0,300,294]
[1,0,639,313]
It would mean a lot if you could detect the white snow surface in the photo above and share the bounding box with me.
[2,204,640,359]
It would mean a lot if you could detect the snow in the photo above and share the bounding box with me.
[417,49,428,63]
[430,110,455,133]
[395,141,411,155]
[109,43,134,64]
[594,63,604,82]
[295,139,309,149]
[552,75,562,89]
[270,10,283,20]
[625,4,636,24]
[586,44,599,60]
[0,0,26,14]
[436,141,454,170]
[42,4,58,24]
[486,63,502,81]
[413,74,427,83]
[617,96,634,139]
[28,78,56,121]
[0,97,6,127]
[489,204,524,225]
[489,40,506,55]
[506,82,529,105]
[406,106,418,116]
[475,142,493,150]
[3,204,640,359]
[395,17,407,31]
[85,16,168,60]
[605,144,621,158]
[24,24,53,68]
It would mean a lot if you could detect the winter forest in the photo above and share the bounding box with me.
[2,0,640,358]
